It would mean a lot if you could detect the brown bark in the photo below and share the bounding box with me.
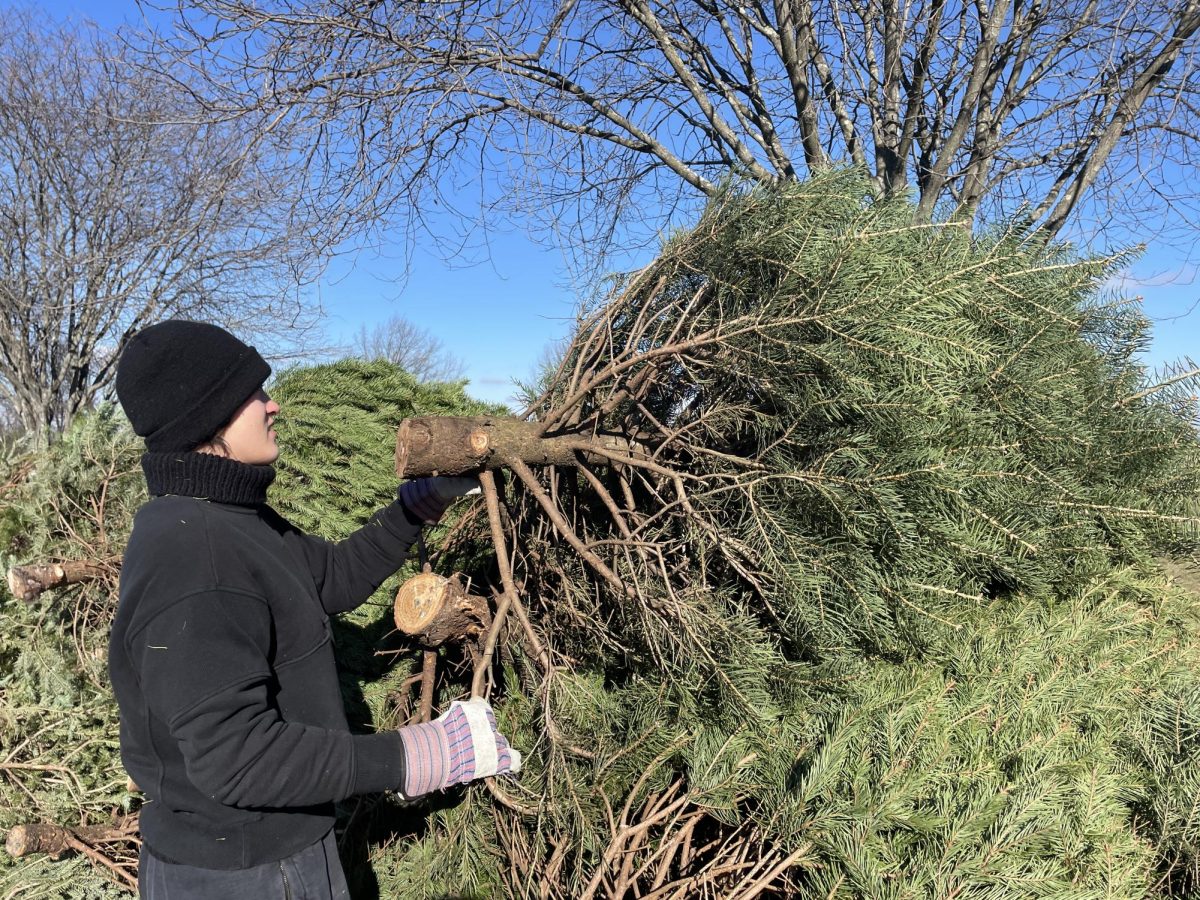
[393,571,491,649]
[1037,2,1200,237]
[5,821,136,859]
[7,559,114,602]
[395,415,636,478]
[418,649,438,723]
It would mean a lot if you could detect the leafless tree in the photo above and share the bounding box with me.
[153,0,1199,270]
[0,396,20,443]
[353,314,467,382]
[0,10,329,444]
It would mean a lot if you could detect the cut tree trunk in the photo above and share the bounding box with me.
[394,571,491,649]
[7,559,115,602]
[395,416,637,478]
[5,821,136,859]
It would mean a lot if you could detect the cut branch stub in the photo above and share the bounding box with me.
[395,415,638,477]
[7,560,113,603]
[394,571,491,649]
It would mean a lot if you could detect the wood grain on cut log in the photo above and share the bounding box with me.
[394,571,491,649]
[7,559,114,602]
[395,415,638,478]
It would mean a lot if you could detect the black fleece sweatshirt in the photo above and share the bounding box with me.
[108,452,423,869]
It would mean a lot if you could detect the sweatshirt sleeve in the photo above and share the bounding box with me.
[285,500,425,616]
[129,589,406,807]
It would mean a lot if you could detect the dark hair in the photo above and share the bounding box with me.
[193,433,232,457]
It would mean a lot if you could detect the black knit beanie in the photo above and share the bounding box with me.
[115,320,271,452]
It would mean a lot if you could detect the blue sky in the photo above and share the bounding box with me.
[23,0,598,407]
[26,0,1200,407]
[313,229,585,407]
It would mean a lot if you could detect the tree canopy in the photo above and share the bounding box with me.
[158,0,1200,266]
[0,9,330,443]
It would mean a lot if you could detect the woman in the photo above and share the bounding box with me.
[109,320,519,899]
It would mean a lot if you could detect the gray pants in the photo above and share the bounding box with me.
[138,829,351,900]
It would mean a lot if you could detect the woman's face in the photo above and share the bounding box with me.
[220,388,280,465]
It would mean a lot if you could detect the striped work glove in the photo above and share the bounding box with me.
[398,476,481,524]
[398,699,522,797]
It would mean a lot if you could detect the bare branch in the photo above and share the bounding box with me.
[147,0,1200,267]
[353,314,467,383]
[0,9,329,443]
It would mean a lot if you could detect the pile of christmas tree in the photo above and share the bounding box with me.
[2,173,1199,898]
[410,173,1200,898]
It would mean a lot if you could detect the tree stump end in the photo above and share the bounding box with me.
[6,567,33,602]
[6,824,67,859]
[394,572,490,648]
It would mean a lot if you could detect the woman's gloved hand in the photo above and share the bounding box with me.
[398,475,481,524]
[398,698,522,797]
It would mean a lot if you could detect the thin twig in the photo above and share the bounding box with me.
[418,650,438,722]
[472,470,519,699]
[64,835,137,893]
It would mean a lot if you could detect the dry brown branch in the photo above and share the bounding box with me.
[471,470,522,700]
[5,817,140,893]
[508,458,629,597]
[417,650,438,724]
[63,834,138,893]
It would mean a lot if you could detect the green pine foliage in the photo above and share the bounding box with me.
[270,359,502,538]
[0,410,144,898]
[423,174,1200,897]
[0,405,144,582]
[0,180,1199,897]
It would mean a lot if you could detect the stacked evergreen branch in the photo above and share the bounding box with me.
[507,175,1200,669]
[0,411,145,898]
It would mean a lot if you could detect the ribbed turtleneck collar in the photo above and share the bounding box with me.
[141,451,276,506]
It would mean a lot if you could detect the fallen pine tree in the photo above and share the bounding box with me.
[406,174,1200,898]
